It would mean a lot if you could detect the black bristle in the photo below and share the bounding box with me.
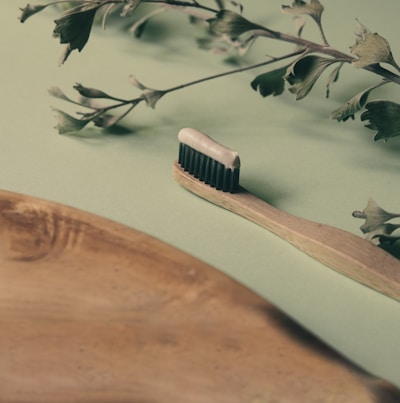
[178,143,240,193]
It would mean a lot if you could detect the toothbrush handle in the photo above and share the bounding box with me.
[174,162,400,302]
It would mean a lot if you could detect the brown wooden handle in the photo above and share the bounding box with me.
[173,161,400,302]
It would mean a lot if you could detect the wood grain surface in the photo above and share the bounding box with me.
[0,190,399,402]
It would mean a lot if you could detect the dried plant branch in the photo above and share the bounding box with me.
[18,0,400,142]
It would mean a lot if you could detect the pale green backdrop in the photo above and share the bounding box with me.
[2,0,400,387]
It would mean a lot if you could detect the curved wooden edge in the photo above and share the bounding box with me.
[1,189,400,402]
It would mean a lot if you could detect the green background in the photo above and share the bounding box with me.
[2,0,400,387]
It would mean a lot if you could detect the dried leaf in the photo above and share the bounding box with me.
[208,10,263,38]
[19,3,50,23]
[325,62,343,98]
[281,0,324,24]
[129,74,148,90]
[353,199,400,248]
[48,86,74,103]
[284,55,340,100]
[366,224,400,245]
[330,81,384,122]
[293,15,306,37]
[350,20,400,70]
[101,3,117,30]
[143,90,166,109]
[73,83,115,100]
[53,4,102,64]
[52,108,91,134]
[360,100,400,141]
[352,199,400,234]
[250,65,288,97]
[370,234,400,248]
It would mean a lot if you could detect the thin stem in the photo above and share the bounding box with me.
[365,64,400,86]
[99,101,139,127]
[128,7,167,35]
[162,49,306,95]
[50,1,400,86]
[253,28,400,85]
[47,0,98,4]
[100,98,144,113]
[316,20,329,47]
[85,49,306,115]
[254,28,353,60]
[47,0,124,5]
[146,2,400,86]
[144,0,218,13]
[214,0,225,9]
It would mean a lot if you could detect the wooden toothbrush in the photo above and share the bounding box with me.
[173,127,400,302]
